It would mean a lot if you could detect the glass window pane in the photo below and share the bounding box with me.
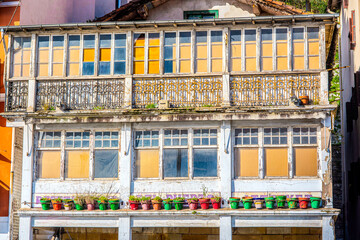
[301,136,308,144]
[243,137,250,145]
[100,34,111,48]
[264,137,271,145]
[84,35,95,48]
[53,36,64,47]
[69,35,80,47]
[280,137,287,144]
[95,140,102,148]
[38,36,49,48]
[115,34,126,47]
[261,29,272,41]
[293,137,300,144]
[245,29,256,41]
[293,28,304,40]
[99,62,110,75]
[193,138,201,145]
[65,150,89,178]
[193,149,217,177]
[211,31,222,42]
[94,150,118,178]
[310,136,317,144]
[114,62,125,74]
[103,140,110,147]
[210,138,217,145]
[276,28,287,40]
[165,32,176,45]
[230,30,241,42]
[181,138,188,146]
[164,139,171,146]
[308,27,319,39]
[293,128,300,135]
[180,32,191,43]
[251,137,258,145]
[196,31,207,43]
[164,149,188,178]
[82,62,94,75]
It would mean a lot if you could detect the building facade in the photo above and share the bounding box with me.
[2,1,340,239]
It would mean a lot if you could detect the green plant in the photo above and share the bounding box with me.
[188,197,199,201]
[85,195,97,204]
[174,197,185,201]
[153,196,163,202]
[93,106,105,110]
[63,199,73,203]
[201,185,208,198]
[74,195,86,205]
[211,194,221,202]
[40,197,51,201]
[145,103,157,109]
[140,196,151,202]
[129,195,140,202]
[42,103,55,111]
[98,196,109,202]
[202,104,213,107]
[109,198,119,201]
[163,198,173,203]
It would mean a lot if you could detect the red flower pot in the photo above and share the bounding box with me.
[129,201,139,210]
[199,198,210,209]
[53,203,62,210]
[299,198,309,209]
[211,198,221,209]
[87,203,95,210]
[188,201,198,210]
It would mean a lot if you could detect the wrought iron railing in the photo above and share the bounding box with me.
[132,76,223,108]
[6,81,28,112]
[230,74,320,106]
[36,79,125,111]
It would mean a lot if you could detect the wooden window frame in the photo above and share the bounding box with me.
[183,10,219,20]
[11,36,31,78]
[350,10,356,50]
[67,34,81,77]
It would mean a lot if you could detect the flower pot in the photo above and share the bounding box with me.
[87,203,95,210]
[299,96,309,105]
[75,203,84,210]
[151,200,162,210]
[276,196,287,208]
[173,200,184,210]
[211,198,221,209]
[109,199,120,210]
[242,197,253,209]
[52,203,62,210]
[229,197,240,209]
[188,201,198,210]
[287,198,298,209]
[254,198,264,209]
[129,201,139,210]
[299,197,309,209]
[164,202,172,210]
[141,201,151,210]
[199,198,210,210]
[310,197,321,209]
[265,197,275,209]
[64,204,72,211]
[98,200,108,210]
[40,200,51,210]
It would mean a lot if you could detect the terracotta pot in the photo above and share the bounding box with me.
[299,197,310,209]
[211,198,221,209]
[188,200,198,210]
[299,96,309,105]
[152,200,162,210]
[141,201,151,210]
[87,203,95,210]
[199,198,210,209]
[53,203,62,210]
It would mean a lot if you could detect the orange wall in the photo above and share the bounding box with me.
[0,4,20,216]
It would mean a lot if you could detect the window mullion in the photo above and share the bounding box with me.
[159,31,164,75]
[241,28,245,71]
[144,32,149,74]
[49,35,53,76]
[60,130,66,181]
[176,31,180,74]
[94,33,99,76]
[159,129,164,180]
[63,33,68,77]
[80,35,84,76]
[89,130,95,180]
[304,27,309,70]
[111,33,115,75]
[288,26,292,71]
[207,30,211,73]
[256,27,260,72]
[191,30,195,74]
[189,128,194,179]
[288,126,294,178]
[259,127,264,179]
[273,28,276,71]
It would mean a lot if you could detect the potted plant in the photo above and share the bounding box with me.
[63,199,74,211]
[152,196,163,210]
[51,197,62,211]
[74,195,85,210]
[140,196,151,210]
[109,198,120,210]
[264,196,276,209]
[253,198,264,209]
[173,197,185,210]
[229,197,240,209]
[129,196,140,210]
[163,198,173,210]
[299,197,310,209]
[97,196,109,210]
[211,195,221,209]
[310,197,322,209]
[85,195,96,210]
[276,195,287,208]
[199,185,210,210]
[187,197,199,210]
[241,197,253,209]
[287,197,298,209]
[40,197,51,210]
[299,96,309,105]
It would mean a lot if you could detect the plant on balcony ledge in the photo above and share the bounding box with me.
[173,197,185,211]
[129,195,140,210]
[199,185,210,210]
[42,103,56,111]
[145,103,157,109]
[40,197,51,210]
[97,196,109,210]
[85,195,97,210]
[74,195,85,211]
[211,194,221,209]
[163,198,173,210]
[151,196,163,210]
[109,198,120,210]
[140,196,151,210]
[63,199,74,211]
[187,198,199,210]
[51,198,63,211]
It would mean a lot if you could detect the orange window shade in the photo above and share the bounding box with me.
[69,49,80,62]
[276,43,287,56]
[212,45,222,58]
[39,50,49,63]
[293,57,304,70]
[245,58,256,71]
[308,42,319,55]
[100,48,111,62]
[180,60,191,73]
[69,63,79,76]
[12,65,21,77]
[212,59,222,72]
[232,59,242,71]
[83,49,95,62]
[180,46,191,59]
[134,48,145,60]
[38,64,48,76]
[134,38,145,47]
[197,45,207,59]
[52,64,63,76]
[148,61,160,74]
[148,47,160,60]
[22,65,30,77]
[309,56,319,70]
[245,44,256,57]
[53,49,64,62]
[294,147,317,177]
[66,151,89,178]
[231,45,241,57]
[135,149,159,178]
[262,58,273,71]
[197,59,207,72]
[133,61,145,74]
[277,58,288,70]
[13,51,21,63]
[149,38,160,46]
[265,148,288,177]
[262,43,272,57]
[293,42,304,55]
[235,148,258,177]
[38,151,61,178]
[22,50,31,64]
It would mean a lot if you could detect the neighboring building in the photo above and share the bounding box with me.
[2,0,340,239]
[330,0,360,239]
[0,1,20,240]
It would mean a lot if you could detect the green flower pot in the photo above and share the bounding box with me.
[75,203,84,210]
[109,200,120,210]
[40,200,51,210]
[173,200,184,210]
[265,197,275,209]
[164,202,172,210]
[229,197,240,209]
[287,198,298,209]
[276,196,287,208]
[98,200,108,210]
[242,197,253,209]
[310,197,321,209]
